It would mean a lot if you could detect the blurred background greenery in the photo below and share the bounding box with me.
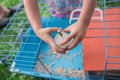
[0,0,46,80]
[0,0,20,7]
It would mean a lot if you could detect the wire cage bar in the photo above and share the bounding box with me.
[0,0,120,80]
[86,0,120,80]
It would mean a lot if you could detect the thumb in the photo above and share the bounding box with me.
[64,28,70,33]
[60,33,74,45]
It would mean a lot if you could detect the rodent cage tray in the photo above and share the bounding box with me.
[10,17,85,80]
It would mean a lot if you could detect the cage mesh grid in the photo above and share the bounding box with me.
[86,0,120,80]
[102,0,120,79]
[0,0,120,80]
[0,0,85,80]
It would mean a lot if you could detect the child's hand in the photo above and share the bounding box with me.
[60,21,88,50]
[36,28,66,53]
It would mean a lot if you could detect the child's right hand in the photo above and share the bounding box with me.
[36,28,66,53]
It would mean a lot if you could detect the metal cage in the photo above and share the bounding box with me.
[0,0,120,80]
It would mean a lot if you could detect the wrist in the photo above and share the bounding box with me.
[76,20,89,28]
[32,22,43,33]
[36,27,42,32]
[34,27,43,36]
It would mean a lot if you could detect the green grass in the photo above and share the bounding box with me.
[0,0,21,8]
[98,0,120,9]
[0,64,45,80]
[0,0,48,80]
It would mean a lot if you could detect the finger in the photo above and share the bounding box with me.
[60,33,74,45]
[54,46,66,54]
[51,44,66,53]
[49,27,61,32]
[48,37,65,53]
[67,37,82,50]
[64,28,70,32]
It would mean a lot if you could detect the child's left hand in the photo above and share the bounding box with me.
[60,21,88,50]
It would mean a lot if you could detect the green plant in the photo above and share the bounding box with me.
[0,0,21,8]
[0,64,45,80]
[0,0,46,80]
